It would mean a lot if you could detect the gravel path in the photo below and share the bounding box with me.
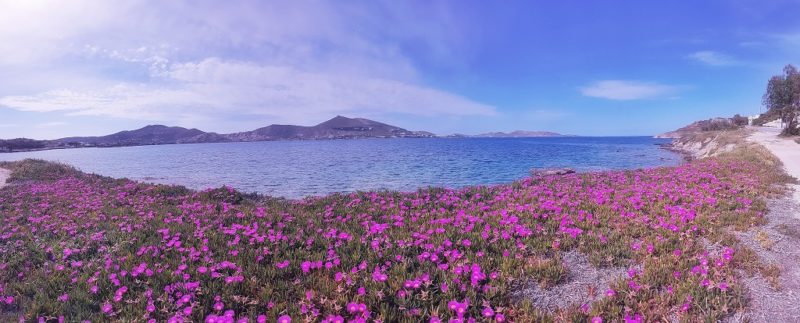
[513,251,628,313]
[728,126,800,322]
[748,126,800,203]
[0,168,9,189]
[727,199,800,322]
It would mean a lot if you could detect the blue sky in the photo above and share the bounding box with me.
[1,0,799,139]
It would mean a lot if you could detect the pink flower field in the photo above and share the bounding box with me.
[0,153,789,322]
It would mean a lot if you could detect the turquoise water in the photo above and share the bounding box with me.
[0,137,680,198]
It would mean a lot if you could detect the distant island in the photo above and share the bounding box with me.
[0,115,567,153]
[474,130,567,138]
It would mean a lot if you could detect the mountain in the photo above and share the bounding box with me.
[224,116,434,141]
[2,117,577,153]
[59,125,208,146]
[475,130,566,138]
[50,116,434,148]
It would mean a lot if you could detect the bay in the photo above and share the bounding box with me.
[0,137,681,199]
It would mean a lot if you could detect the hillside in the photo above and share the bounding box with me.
[48,116,433,148]
[656,116,748,139]
[3,116,563,152]
[59,125,208,147]
[225,116,434,141]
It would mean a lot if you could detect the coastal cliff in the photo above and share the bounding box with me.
[667,129,749,159]
[658,116,751,159]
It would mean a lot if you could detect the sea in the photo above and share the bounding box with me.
[0,137,681,199]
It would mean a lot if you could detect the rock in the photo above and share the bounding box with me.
[531,168,576,177]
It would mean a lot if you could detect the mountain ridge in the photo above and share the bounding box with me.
[1,116,566,152]
[42,116,435,149]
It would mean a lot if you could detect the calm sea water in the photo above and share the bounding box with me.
[0,137,680,198]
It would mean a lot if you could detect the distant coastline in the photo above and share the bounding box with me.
[0,115,568,153]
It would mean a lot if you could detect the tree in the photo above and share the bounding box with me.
[763,64,800,135]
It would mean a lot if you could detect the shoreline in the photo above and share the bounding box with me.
[0,137,680,200]
[0,135,663,155]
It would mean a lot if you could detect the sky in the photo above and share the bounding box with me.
[1,0,800,139]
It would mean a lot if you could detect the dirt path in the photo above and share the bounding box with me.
[748,126,800,203]
[0,168,9,189]
[727,126,800,322]
[727,198,800,322]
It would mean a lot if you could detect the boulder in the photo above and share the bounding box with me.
[531,168,576,177]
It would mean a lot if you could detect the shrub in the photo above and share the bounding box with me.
[732,114,749,127]
[0,159,83,183]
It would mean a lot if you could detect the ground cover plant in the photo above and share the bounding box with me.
[0,150,790,322]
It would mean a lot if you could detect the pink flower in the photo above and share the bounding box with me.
[300,261,312,273]
[324,315,344,323]
[447,299,468,317]
[277,315,291,323]
[101,302,113,314]
[495,313,505,322]
[681,295,693,311]
[624,314,643,323]
[605,289,616,297]
[113,286,128,302]
[482,307,494,317]
[722,247,735,261]
[276,260,290,269]
[591,316,603,323]
[371,269,387,282]
[57,293,69,302]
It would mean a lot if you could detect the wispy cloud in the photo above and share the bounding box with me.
[580,80,679,100]
[0,1,494,127]
[686,50,740,66]
[0,59,495,123]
